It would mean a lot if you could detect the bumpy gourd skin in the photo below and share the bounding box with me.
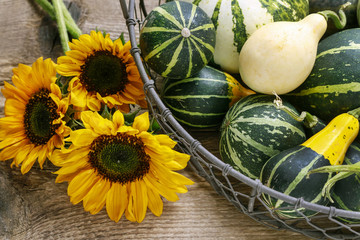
[301,113,359,165]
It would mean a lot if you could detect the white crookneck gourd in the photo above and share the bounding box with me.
[239,3,350,95]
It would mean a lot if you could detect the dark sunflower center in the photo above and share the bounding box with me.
[80,50,129,96]
[24,88,60,146]
[88,133,150,184]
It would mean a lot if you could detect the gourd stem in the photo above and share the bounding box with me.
[309,161,360,175]
[308,162,360,201]
[272,92,318,127]
[323,171,353,202]
[318,2,351,29]
[348,106,360,119]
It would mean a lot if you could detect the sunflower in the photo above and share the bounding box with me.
[56,30,147,112]
[51,110,193,223]
[0,57,70,174]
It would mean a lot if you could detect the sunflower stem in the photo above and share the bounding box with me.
[60,0,82,39]
[34,0,82,39]
[52,0,70,53]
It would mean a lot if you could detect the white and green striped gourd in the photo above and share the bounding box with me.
[180,0,309,73]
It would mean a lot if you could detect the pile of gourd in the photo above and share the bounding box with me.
[139,0,360,221]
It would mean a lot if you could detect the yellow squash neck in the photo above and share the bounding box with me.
[301,113,359,165]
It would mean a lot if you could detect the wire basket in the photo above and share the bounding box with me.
[119,0,360,239]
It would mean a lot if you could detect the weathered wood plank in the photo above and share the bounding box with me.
[0,0,309,239]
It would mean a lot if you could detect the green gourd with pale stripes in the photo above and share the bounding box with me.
[179,0,309,73]
[332,142,360,223]
[219,94,306,179]
[161,65,254,128]
[260,145,331,218]
[260,112,359,218]
[285,28,360,121]
[139,1,216,79]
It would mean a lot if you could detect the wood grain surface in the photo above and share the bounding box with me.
[0,0,309,239]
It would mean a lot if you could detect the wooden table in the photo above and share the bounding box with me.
[0,0,309,239]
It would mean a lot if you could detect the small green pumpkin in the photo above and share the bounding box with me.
[139,1,216,79]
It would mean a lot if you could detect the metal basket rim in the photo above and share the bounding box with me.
[119,0,360,222]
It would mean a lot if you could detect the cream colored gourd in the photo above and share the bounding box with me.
[239,5,349,95]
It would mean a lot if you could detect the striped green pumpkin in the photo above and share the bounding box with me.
[139,1,216,79]
[285,28,360,121]
[161,65,253,128]
[260,145,331,218]
[180,0,309,73]
[219,94,306,179]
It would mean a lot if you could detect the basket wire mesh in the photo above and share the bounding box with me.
[119,0,360,239]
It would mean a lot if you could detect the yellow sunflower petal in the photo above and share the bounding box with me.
[0,139,27,161]
[69,39,92,54]
[117,125,139,135]
[106,183,128,222]
[87,94,101,111]
[54,157,90,176]
[154,135,177,148]
[0,116,23,127]
[125,182,137,222]
[55,170,87,183]
[112,110,125,132]
[21,145,42,174]
[4,98,25,116]
[145,147,184,170]
[37,145,49,169]
[104,35,114,52]
[68,169,100,205]
[0,131,26,149]
[56,60,82,76]
[147,186,163,217]
[30,57,50,91]
[133,112,150,132]
[13,143,34,167]
[2,81,29,103]
[81,111,113,135]
[151,161,194,189]
[70,85,88,108]
[50,83,62,99]
[66,49,87,62]
[90,31,102,51]
[83,178,111,214]
[51,147,89,166]
[133,180,148,223]
[78,33,97,51]
[70,129,97,147]
[11,63,32,92]
[143,174,179,202]
[34,58,56,89]
[0,124,25,141]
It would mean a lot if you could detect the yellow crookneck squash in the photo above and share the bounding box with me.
[302,112,359,166]
[260,110,360,218]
